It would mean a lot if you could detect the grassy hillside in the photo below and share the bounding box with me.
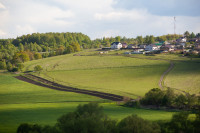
[2,51,199,132]
[24,55,169,98]
[0,73,105,133]
[0,72,175,133]
[165,61,200,94]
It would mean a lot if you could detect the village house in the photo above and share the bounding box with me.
[195,44,200,50]
[177,37,187,43]
[127,44,137,48]
[138,44,146,49]
[122,43,128,48]
[110,42,122,49]
[131,48,144,54]
[145,44,159,51]
[160,44,175,52]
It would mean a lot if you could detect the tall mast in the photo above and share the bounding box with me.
[174,16,176,35]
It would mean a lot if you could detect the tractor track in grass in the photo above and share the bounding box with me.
[124,55,175,90]
[15,74,126,101]
[159,61,174,89]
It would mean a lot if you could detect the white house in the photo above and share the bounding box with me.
[145,44,159,51]
[177,37,187,43]
[111,42,122,49]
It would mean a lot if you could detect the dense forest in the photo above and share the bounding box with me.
[0,32,91,72]
[0,31,199,72]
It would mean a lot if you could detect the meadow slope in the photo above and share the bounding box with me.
[24,55,169,98]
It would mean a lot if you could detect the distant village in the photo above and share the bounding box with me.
[102,36,200,56]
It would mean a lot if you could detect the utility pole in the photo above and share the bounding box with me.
[174,16,176,35]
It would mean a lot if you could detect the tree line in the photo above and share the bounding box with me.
[0,32,90,72]
[1,31,199,72]
[93,34,184,48]
[125,88,200,111]
[17,102,200,133]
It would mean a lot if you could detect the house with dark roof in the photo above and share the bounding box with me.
[110,42,122,49]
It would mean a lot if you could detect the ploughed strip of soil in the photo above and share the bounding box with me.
[15,74,124,101]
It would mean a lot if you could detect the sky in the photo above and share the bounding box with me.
[0,0,200,39]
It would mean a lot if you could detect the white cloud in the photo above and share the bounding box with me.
[0,29,6,36]
[0,0,199,39]
[94,9,146,21]
[0,2,6,9]
[16,25,36,35]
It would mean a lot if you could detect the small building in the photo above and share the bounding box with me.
[131,48,144,54]
[155,43,163,49]
[179,42,186,48]
[177,37,187,43]
[110,42,122,49]
[160,45,175,52]
[122,43,128,48]
[195,44,200,49]
[127,44,137,48]
[138,44,146,49]
[145,44,159,51]
[188,38,198,43]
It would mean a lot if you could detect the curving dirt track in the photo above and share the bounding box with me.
[15,74,125,101]
[159,61,174,89]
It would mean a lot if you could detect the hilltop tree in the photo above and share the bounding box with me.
[189,32,196,39]
[117,114,160,133]
[149,35,155,44]
[34,65,43,72]
[136,36,143,44]
[34,53,42,59]
[16,63,24,71]
[175,94,187,109]
[184,31,190,37]
[18,43,24,51]
[196,33,200,38]
[0,60,7,70]
[65,45,74,54]
[141,88,165,107]
[7,62,13,72]
[56,46,65,55]
[57,103,117,133]
[71,42,80,52]
[162,88,176,106]
[115,36,121,42]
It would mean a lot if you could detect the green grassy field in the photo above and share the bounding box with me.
[165,61,200,94]
[24,55,169,98]
[0,72,105,133]
[0,71,174,133]
[2,51,199,133]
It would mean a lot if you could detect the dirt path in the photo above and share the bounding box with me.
[124,55,174,89]
[15,74,126,101]
[159,61,174,89]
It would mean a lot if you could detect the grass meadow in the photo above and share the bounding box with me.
[0,73,174,133]
[24,55,169,98]
[2,51,199,132]
[165,61,200,94]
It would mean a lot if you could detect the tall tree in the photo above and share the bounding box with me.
[184,31,190,37]
[0,60,7,70]
[189,32,195,39]
[136,36,143,44]
[115,36,121,42]
[149,35,155,44]
[71,42,80,52]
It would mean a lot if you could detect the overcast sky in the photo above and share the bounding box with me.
[0,0,200,39]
